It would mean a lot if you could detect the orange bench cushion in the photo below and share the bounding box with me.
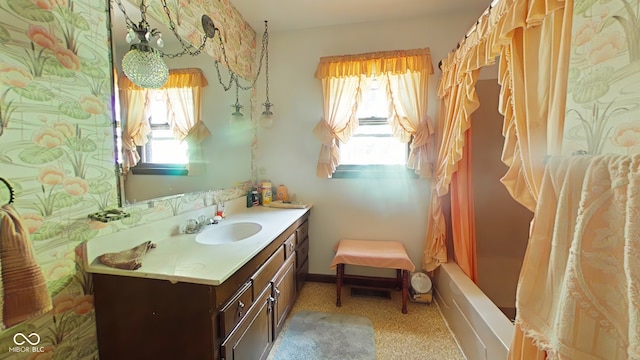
[329,239,415,272]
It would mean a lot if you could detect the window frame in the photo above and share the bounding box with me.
[333,116,417,179]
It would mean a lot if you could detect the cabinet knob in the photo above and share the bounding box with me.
[237,300,245,318]
[289,242,294,251]
[274,288,280,299]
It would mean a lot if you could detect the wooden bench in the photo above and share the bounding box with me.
[329,239,416,314]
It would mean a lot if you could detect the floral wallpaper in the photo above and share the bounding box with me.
[129,0,257,80]
[0,0,255,359]
[563,0,640,155]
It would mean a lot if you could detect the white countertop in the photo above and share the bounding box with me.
[83,203,310,286]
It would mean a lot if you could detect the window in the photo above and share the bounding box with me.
[131,91,190,175]
[119,68,208,176]
[333,79,414,178]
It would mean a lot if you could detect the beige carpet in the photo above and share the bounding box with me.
[268,282,464,360]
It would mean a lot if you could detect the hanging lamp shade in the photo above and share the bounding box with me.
[122,45,169,89]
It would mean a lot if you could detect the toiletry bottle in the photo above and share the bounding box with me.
[276,184,289,202]
[261,182,272,206]
[246,191,253,207]
[251,190,260,206]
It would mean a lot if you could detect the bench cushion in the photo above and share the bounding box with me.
[329,239,415,272]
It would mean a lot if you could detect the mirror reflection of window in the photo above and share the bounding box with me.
[142,91,190,165]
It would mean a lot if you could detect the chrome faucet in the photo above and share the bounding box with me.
[184,215,219,234]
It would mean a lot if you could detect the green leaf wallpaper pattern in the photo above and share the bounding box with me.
[13,82,57,101]
[564,0,640,155]
[0,0,257,358]
[7,0,56,22]
[572,67,614,104]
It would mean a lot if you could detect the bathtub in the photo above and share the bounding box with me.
[433,261,515,360]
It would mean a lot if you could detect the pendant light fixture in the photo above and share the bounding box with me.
[114,1,275,122]
[259,21,274,129]
[115,0,216,89]
[230,75,244,123]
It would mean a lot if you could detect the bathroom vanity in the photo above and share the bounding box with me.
[84,204,310,360]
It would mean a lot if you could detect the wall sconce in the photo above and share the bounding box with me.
[115,0,216,89]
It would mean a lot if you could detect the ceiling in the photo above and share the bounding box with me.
[229,0,492,33]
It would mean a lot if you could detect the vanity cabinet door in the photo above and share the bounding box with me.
[295,234,309,292]
[219,281,253,339]
[272,253,296,336]
[220,285,274,360]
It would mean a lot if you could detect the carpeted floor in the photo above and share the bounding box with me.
[267,282,465,360]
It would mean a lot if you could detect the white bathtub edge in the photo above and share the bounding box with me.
[434,261,514,360]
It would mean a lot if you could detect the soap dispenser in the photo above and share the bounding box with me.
[276,184,289,202]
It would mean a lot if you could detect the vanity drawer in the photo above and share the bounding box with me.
[296,236,309,270]
[219,281,253,339]
[251,246,285,298]
[295,220,309,246]
[284,232,295,259]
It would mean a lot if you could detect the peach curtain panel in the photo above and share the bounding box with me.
[450,129,478,283]
[426,0,573,358]
[164,69,210,175]
[423,67,480,272]
[312,75,361,177]
[386,69,434,178]
[118,86,151,173]
[314,49,433,178]
[516,154,640,359]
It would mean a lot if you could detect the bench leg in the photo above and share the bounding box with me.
[402,270,409,314]
[336,263,344,307]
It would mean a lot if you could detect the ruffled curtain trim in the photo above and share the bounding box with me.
[315,48,433,79]
[426,0,570,278]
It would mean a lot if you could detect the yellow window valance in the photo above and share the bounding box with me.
[315,48,434,79]
[119,68,208,90]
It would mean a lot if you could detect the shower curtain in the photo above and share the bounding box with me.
[424,0,574,358]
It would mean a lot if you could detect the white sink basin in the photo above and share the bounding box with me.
[195,221,262,245]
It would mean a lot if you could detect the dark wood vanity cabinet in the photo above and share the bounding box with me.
[221,285,274,360]
[295,220,310,292]
[92,212,309,360]
[273,253,296,335]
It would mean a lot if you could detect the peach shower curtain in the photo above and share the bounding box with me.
[450,130,477,283]
[425,0,573,358]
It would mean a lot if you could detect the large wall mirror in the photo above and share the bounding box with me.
[110,1,253,204]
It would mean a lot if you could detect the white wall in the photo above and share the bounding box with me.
[254,12,486,276]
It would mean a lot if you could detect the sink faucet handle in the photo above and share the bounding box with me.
[185,218,199,234]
